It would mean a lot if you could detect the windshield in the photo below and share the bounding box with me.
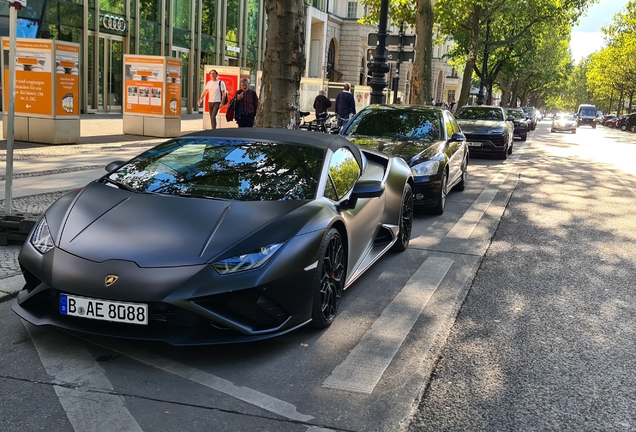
[506,109,525,119]
[104,138,325,201]
[555,114,576,121]
[455,107,504,121]
[579,107,596,116]
[343,109,443,141]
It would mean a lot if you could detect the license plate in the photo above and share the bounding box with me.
[60,294,148,325]
[467,141,482,148]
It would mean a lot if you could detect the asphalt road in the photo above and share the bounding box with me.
[1,120,635,431]
[409,123,636,431]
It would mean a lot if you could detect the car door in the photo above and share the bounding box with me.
[324,147,385,279]
[443,112,465,186]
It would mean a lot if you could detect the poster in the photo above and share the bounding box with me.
[2,39,54,116]
[54,41,79,116]
[124,56,166,116]
[165,59,181,117]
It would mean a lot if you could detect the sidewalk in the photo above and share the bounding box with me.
[0,112,224,300]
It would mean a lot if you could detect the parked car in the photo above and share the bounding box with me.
[455,105,514,160]
[621,113,636,132]
[341,104,467,215]
[505,107,530,141]
[604,115,627,128]
[551,113,578,134]
[576,104,597,128]
[12,128,415,345]
[600,114,616,126]
[521,107,537,130]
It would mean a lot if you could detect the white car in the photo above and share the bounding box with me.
[551,114,578,134]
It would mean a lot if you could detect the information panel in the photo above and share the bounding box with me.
[2,39,53,116]
[54,41,79,116]
[124,55,181,117]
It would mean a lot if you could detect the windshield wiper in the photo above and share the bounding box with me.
[178,192,226,201]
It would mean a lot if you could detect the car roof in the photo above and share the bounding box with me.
[360,104,448,113]
[182,127,363,167]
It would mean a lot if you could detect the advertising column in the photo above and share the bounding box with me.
[123,55,181,137]
[2,38,80,144]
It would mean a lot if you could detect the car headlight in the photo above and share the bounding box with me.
[30,216,55,254]
[211,242,285,274]
[410,160,440,176]
[488,128,504,134]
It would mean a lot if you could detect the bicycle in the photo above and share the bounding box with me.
[299,111,336,133]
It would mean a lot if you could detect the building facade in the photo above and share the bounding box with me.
[0,0,459,114]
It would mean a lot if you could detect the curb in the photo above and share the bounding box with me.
[0,274,24,303]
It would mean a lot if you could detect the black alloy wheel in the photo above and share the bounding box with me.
[311,228,346,328]
[431,170,448,215]
[392,183,413,252]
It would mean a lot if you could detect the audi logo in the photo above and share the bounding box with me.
[101,14,127,32]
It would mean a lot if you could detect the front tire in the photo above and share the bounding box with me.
[392,183,413,252]
[311,228,346,328]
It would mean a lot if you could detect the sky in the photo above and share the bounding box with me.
[570,0,631,63]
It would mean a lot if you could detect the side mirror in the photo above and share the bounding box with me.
[449,132,466,142]
[343,179,384,209]
[105,160,126,172]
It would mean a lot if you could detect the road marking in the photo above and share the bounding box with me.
[322,256,453,394]
[490,169,512,185]
[86,338,314,422]
[445,188,498,239]
[23,322,143,432]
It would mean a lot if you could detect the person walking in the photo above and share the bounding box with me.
[449,99,458,114]
[234,77,258,128]
[335,82,356,127]
[313,90,332,120]
[198,69,227,129]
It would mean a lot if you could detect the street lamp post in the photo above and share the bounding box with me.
[368,0,390,105]
[476,19,491,106]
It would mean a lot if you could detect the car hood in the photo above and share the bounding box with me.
[346,136,442,166]
[54,182,321,267]
[456,119,507,134]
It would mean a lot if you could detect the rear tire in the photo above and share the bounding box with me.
[430,170,448,215]
[311,228,346,328]
[392,183,413,252]
[572,129,577,134]
[453,156,468,192]
[521,132,527,141]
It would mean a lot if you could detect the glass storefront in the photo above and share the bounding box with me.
[0,0,264,114]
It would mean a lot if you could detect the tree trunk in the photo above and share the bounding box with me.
[254,0,306,129]
[411,0,434,104]
[457,6,482,110]
[498,74,513,108]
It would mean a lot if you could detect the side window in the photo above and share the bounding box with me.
[445,112,460,136]
[327,147,361,201]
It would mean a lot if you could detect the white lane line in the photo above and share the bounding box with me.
[490,169,512,185]
[322,257,453,394]
[445,188,498,239]
[23,322,143,432]
[86,338,314,423]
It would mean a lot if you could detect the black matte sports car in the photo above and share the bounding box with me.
[341,105,468,215]
[13,128,414,345]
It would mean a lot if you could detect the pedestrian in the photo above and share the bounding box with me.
[313,90,332,120]
[234,77,258,128]
[395,97,402,104]
[198,69,227,129]
[449,99,458,114]
[335,82,356,127]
